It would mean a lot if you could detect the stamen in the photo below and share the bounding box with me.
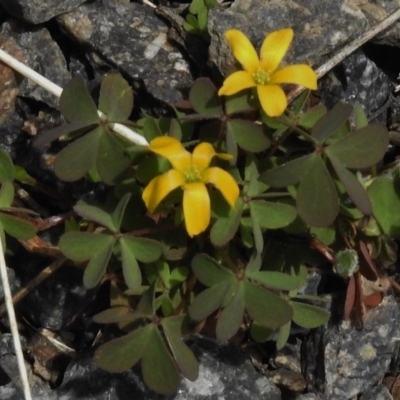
[253,68,270,85]
[184,166,201,183]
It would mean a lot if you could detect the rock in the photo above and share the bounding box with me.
[57,336,282,399]
[359,384,394,400]
[0,0,86,24]
[0,20,71,108]
[56,1,193,106]
[295,394,323,400]
[319,49,392,121]
[303,295,400,399]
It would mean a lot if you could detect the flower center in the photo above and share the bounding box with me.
[253,68,270,85]
[184,166,201,183]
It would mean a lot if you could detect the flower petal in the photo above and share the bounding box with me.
[260,28,293,73]
[142,169,185,213]
[148,136,191,171]
[257,84,287,117]
[225,29,260,74]
[183,182,210,237]
[270,64,317,89]
[202,167,239,208]
[192,142,232,171]
[218,71,256,96]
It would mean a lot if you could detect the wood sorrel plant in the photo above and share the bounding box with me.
[11,27,397,395]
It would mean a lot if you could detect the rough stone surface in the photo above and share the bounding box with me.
[0,0,86,24]
[359,384,394,400]
[319,49,392,119]
[56,1,193,106]
[56,336,282,400]
[0,20,71,108]
[303,295,400,399]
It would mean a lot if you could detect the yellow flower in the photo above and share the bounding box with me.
[218,29,317,117]
[142,136,239,237]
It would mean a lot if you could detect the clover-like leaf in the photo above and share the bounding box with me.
[227,119,270,152]
[92,306,132,324]
[311,102,353,143]
[162,316,199,381]
[353,103,368,129]
[225,90,256,115]
[0,182,14,208]
[191,253,235,287]
[216,281,245,341]
[141,325,181,395]
[111,193,131,232]
[368,176,400,237]
[260,153,314,188]
[250,210,264,254]
[98,74,133,121]
[189,78,222,116]
[120,236,162,263]
[328,155,372,215]
[74,201,115,232]
[246,271,299,291]
[119,237,142,290]
[210,197,244,246]
[249,321,273,343]
[291,301,330,328]
[59,75,100,124]
[298,105,327,129]
[0,214,36,240]
[95,324,152,373]
[297,154,338,227]
[325,123,389,169]
[0,150,15,182]
[249,200,297,230]
[243,281,293,329]
[59,232,115,262]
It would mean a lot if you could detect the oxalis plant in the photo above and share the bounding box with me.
[3,26,400,396]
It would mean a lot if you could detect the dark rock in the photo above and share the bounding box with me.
[57,336,282,400]
[303,295,400,399]
[0,20,70,108]
[0,0,86,24]
[56,1,193,106]
[295,394,322,400]
[359,384,393,400]
[319,49,392,121]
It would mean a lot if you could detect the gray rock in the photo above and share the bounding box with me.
[57,336,282,400]
[295,394,323,400]
[319,49,392,121]
[303,295,400,399]
[56,2,193,106]
[0,20,71,108]
[359,384,393,400]
[0,0,86,24]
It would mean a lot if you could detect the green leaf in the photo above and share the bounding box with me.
[227,120,271,152]
[189,0,205,14]
[119,237,142,290]
[59,76,99,124]
[59,232,115,261]
[225,90,256,115]
[0,214,36,240]
[141,325,180,395]
[368,176,400,237]
[169,267,189,286]
[142,117,162,142]
[353,104,368,129]
[83,240,115,289]
[291,301,329,328]
[297,154,338,227]
[189,78,222,116]
[329,155,372,215]
[189,282,231,321]
[191,253,235,287]
[311,102,353,143]
[98,74,133,121]
[216,281,245,341]
[249,321,273,343]
[54,128,99,182]
[111,193,131,231]
[298,105,327,129]
[309,225,335,246]
[245,251,262,273]
[92,306,132,324]
[95,128,131,184]
[162,316,199,381]
[243,281,293,329]
[197,8,208,31]
[250,209,264,254]
[260,153,314,187]
[249,200,297,230]
[210,197,244,246]
[0,150,15,182]
[0,182,14,208]
[95,324,151,372]
[246,271,299,291]
[276,320,291,350]
[74,202,115,232]
[119,236,162,263]
[136,153,171,185]
[325,123,389,169]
